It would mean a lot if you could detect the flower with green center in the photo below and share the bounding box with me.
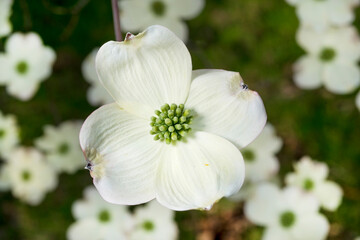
[293,26,360,94]
[0,147,58,205]
[67,186,133,240]
[285,156,343,211]
[0,111,19,158]
[35,121,84,174]
[131,201,178,240]
[0,32,56,100]
[245,183,330,240]
[80,25,266,211]
[120,0,205,41]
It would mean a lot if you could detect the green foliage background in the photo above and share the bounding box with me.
[0,0,359,239]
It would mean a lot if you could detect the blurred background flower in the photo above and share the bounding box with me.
[0,0,359,239]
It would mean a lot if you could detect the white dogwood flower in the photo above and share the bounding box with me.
[130,200,178,240]
[0,0,13,38]
[286,0,359,32]
[245,183,329,240]
[82,48,113,106]
[285,156,343,211]
[241,123,282,183]
[80,25,267,211]
[35,121,84,174]
[0,111,19,159]
[67,186,133,240]
[0,147,58,205]
[0,32,56,100]
[356,91,360,111]
[120,0,205,41]
[293,26,360,94]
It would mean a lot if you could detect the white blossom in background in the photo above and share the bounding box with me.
[0,111,19,159]
[285,0,359,32]
[0,32,56,100]
[67,186,133,240]
[293,26,360,94]
[356,91,360,111]
[80,25,267,211]
[130,201,178,240]
[35,121,83,174]
[0,0,13,38]
[120,0,205,42]
[244,183,329,240]
[0,147,57,205]
[82,48,113,106]
[285,156,343,211]
[230,123,282,201]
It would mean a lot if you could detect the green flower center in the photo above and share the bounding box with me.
[242,149,255,162]
[0,129,5,138]
[142,220,155,231]
[303,178,314,191]
[150,103,192,144]
[16,61,29,75]
[22,170,31,182]
[151,1,166,16]
[98,210,111,223]
[58,143,69,154]
[280,211,296,228]
[319,48,336,62]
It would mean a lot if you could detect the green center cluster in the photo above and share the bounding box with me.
[319,47,336,62]
[98,210,111,223]
[242,149,255,162]
[22,170,31,182]
[280,211,296,228]
[142,220,155,231]
[0,129,5,138]
[151,1,166,16]
[58,142,70,154]
[16,61,29,75]
[303,178,315,191]
[150,103,192,144]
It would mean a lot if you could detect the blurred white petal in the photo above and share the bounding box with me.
[315,181,343,211]
[293,56,323,90]
[323,63,360,94]
[291,214,329,240]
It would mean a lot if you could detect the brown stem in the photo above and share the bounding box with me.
[111,0,122,41]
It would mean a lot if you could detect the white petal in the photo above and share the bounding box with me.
[356,91,360,111]
[297,1,328,32]
[119,0,154,31]
[0,54,11,83]
[186,70,267,149]
[80,103,163,205]
[246,123,283,155]
[6,79,39,101]
[328,0,354,26]
[96,25,192,118]
[244,183,281,226]
[5,32,43,54]
[296,28,324,55]
[285,0,299,6]
[263,227,293,240]
[166,0,205,19]
[291,214,329,240]
[293,56,323,90]
[155,131,245,211]
[245,155,279,182]
[156,18,188,42]
[282,187,320,215]
[323,63,360,94]
[315,181,343,211]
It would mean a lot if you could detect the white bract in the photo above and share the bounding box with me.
[67,186,133,240]
[244,183,329,240]
[0,32,56,100]
[130,201,178,240]
[356,91,360,111]
[0,111,19,159]
[293,26,360,94]
[241,123,282,183]
[286,0,359,32]
[0,147,57,205]
[82,48,113,106]
[0,0,13,38]
[35,121,84,174]
[285,156,343,211]
[120,0,205,42]
[79,25,267,211]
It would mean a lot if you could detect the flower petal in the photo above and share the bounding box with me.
[96,25,192,118]
[186,70,266,149]
[293,56,323,90]
[79,103,164,205]
[356,91,360,111]
[156,18,188,42]
[155,131,244,211]
[323,62,360,94]
[291,214,329,240]
[315,181,343,211]
[167,0,205,19]
[244,183,281,226]
[263,227,292,240]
